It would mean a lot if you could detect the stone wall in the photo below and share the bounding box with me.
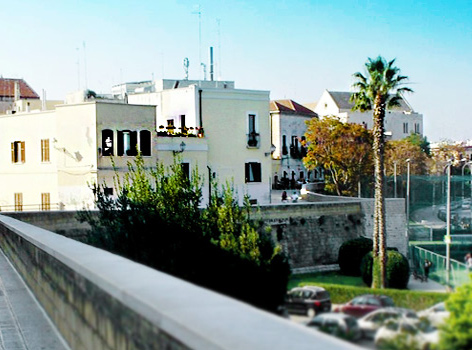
[0,215,360,350]
[4,198,407,273]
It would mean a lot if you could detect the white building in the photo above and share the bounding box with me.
[269,100,321,189]
[314,90,423,141]
[0,80,272,211]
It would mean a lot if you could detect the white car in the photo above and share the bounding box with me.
[357,307,418,339]
[375,319,439,350]
[418,302,449,327]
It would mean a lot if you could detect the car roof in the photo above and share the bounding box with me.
[291,286,326,292]
[314,313,355,320]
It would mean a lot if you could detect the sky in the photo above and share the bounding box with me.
[1,0,471,143]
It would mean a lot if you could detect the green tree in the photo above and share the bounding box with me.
[351,56,412,288]
[78,154,289,312]
[303,115,373,196]
[405,133,430,156]
[438,281,472,350]
[385,138,429,176]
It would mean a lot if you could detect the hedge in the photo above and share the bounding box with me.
[299,282,450,311]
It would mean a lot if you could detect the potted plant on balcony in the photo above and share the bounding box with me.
[166,125,176,135]
[188,127,196,137]
[247,132,259,147]
[158,125,167,136]
[197,127,204,138]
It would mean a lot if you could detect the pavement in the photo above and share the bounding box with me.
[0,249,69,350]
[407,273,449,293]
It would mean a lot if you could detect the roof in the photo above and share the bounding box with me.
[270,99,318,117]
[328,91,413,112]
[0,78,39,99]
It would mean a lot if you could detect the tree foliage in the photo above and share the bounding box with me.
[78,154,290,312]
[429,141,466,175]
[303,115,373,196]
[385,137,430,176]
[351,56,412,289]
[404,133,430,156]
[438,280,472,350]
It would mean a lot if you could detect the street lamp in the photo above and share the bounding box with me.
[393,161,398,198]
[445,160,452,288]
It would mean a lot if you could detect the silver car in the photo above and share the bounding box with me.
[307,312,362,342]
[357,307,418,339]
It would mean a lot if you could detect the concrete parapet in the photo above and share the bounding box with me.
[0,215,362,350]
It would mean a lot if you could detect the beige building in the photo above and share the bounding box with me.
[314,90,423,141]
[0,80,272,211]
[269,100,321,189]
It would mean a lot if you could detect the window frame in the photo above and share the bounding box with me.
[11,141,26,164]
[245,162,262,183]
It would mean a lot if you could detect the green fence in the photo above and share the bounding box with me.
[410,243,471,289]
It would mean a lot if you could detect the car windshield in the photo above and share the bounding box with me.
[345,317,358,328]
[317,291,330,300]
[381,297,395,307]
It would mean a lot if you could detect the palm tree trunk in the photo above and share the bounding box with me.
[372,96,387,288]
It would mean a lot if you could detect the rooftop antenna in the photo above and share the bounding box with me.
[76,47,81,90]
[201,63,207,81]
[191,5,202,80]
[216,18,222,80]
[83,41,88,89]
[209,46,214,81]
[183,58,189,80]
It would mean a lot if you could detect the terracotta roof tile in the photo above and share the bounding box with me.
[270,99,318,117]
[0,78,39,99]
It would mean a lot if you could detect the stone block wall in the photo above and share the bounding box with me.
[0,215,360,350]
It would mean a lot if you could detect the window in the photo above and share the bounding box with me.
[102,130,114,156]
[117,130,137,156]
[403,122,409,134]
[247,113,259,148]
[414,123,420,134]
[11,141,25,163]
[14,193,23,211]
[140,130,151,156]
[180,115,186,130]
[245,162,261,183]
[181,162,190,179]
[282,135,288,155]
[41,139,50,162]
[104,188,113,197]
[41,193,50,211]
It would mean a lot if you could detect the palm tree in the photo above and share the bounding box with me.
[351,56,412,288]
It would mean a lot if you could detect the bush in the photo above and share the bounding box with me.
[338,237,373,276]
[361,250,410,289]
[299,282,449,311]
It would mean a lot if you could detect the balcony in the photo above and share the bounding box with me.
[247,132,260,148]
[157,126,204,138]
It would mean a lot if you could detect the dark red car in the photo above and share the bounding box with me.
[335,294,395,318]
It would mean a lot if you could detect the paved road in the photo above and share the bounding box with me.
[0,249,69,350]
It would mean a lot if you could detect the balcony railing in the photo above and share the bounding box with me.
[157,126,204,138]
[247,132,260,148]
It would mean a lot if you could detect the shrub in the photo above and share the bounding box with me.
[338,236,373,276]
[361,250,410,289]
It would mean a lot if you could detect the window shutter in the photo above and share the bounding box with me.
[117,131,124,156]
[254,163,262,182]
[11,142,14,163]
[45,139,50,162]
[245,163,250,183]
[21,142,25,163]
[129,131,138,156]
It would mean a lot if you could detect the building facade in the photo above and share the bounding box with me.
[314,90,423,141]
[269,100,321,189]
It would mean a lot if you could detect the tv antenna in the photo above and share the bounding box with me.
[191,5,202,80]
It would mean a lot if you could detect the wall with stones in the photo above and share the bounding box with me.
[4,198,407,274]
[0,215,360,350]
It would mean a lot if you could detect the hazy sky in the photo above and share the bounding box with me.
[2,0,471,142]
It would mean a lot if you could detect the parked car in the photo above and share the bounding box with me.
[418,302,450,327]
[307,312,362,341]
[375,319,439,350]
[285,286,331,317]
[357,307,418,339]
[334,294,395,318]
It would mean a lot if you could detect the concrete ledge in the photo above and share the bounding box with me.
[0,215,361,350]
[292,264,341,275]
